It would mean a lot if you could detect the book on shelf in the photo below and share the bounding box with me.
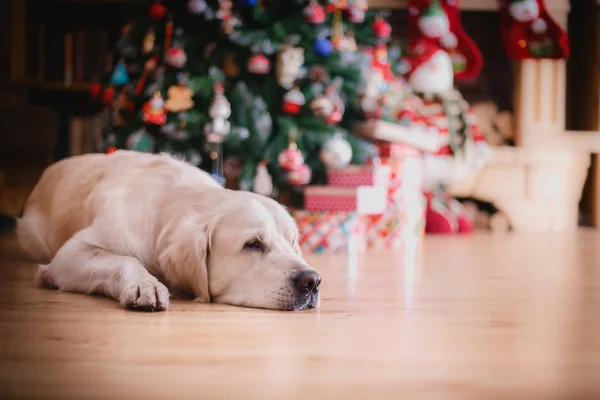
[69,112,108,156]
[38,25,114,86]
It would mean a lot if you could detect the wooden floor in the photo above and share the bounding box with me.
[1,231,600,400]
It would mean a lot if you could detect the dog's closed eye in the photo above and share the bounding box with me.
[243,239,265,252]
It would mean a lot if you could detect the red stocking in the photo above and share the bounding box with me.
[498,0,570,60]
[408,0,483,81]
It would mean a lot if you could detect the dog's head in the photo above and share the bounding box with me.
[157,189,320,311]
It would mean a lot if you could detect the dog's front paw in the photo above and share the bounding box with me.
[120,280,170,311]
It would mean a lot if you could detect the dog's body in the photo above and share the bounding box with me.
[12,150,320,311]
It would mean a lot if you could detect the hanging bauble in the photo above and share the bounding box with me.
[187,0,208,14]
[287,164,312,186]
[278,144,304,171]
[126,129,155,152]
[143,92,167,125]
[314,38,333,57]
[110,61,129,85]
[102,86,115,106]
[241,0,258,5]
[89,82,102,99]
[347,6,365,23]
[304,1,326,24]
[165,84,194,113]
[372,18,392,40]
[248,53,271,75]
[149,1,167,20]
[320,134,353,169]
[253,161,273,197]
[282,87,306,114]
[206,83,232,138]
[166,47,187,68]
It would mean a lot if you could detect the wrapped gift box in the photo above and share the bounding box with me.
[304,185,387,215]
[326,165,391,188]
[291,210,364,253]
[362,194,427,248]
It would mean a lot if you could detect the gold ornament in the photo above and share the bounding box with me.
[165,85,194,113]
[143,29,156,54]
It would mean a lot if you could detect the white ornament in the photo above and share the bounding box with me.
[531,18,547,34]
[188,0,207,14]
[253,163,273,197]
[508,0,539,23]
[207,89,231,137]
[409,49,454,95]
[320,134,353,170]
[418,13,450,39]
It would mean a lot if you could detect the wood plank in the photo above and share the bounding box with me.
[1,232,600,399]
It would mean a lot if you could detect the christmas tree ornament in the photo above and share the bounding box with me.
[347,0,368,23]
[408,0,483,80]
[102,86,115,106]
[143,92,167,125]
[126,129,155,152]
[372,16,392,41]
[164,20,174,56]
[143,28,156,54]
[188,0,208,14]
[498,0,570,60]
[89,82,102,99]
[314,38,333,57]
[165,84,194,113]
[332,30,357,52]
[276,45,305,89]
[320,133,353,169]
[106,145,118,154]
[282,87,306,114]
[110,60,129,85]
[205,83,232,140]
[310,83,345,124]
[326,0,348,12]
[287,164,312,186]
[309,65,330,82]
[304,0,326,24]
[222,53,241,78]
[149,1,167,20]
[253,161,273,197]
[278,129,305,171]
[248,52,271,75]
[217,0,233,19]
[166,47,187,68]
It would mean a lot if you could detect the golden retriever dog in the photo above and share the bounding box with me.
[8,150,321,311]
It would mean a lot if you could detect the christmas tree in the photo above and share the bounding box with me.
[92,0,398,198]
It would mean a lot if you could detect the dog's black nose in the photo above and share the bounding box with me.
[294,270,321,293]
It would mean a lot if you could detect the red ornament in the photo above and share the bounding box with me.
[347,6,365,23]
[143,92,167,125]
[304,2,326,24]
[287,164,312,186]
[278,145,305,171]
[149,1,167,20]
[107,146,118,154]
[89,82,102,99]
[248,53,270,75]
[372,18,392,40]
[166,47,187,68]
[102,87,115,106]
[282,87,305,114]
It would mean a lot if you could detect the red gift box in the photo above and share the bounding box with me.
[326,165,391,188]
[291,210,364,253]
[304,185,387,215]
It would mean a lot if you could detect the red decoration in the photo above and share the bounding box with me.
[248,53,270,74]
[102,86,115,106]
[372,17,392,40]
[408,0,483,81]
[304,1,326,24]
[278,146,305,171]
[143,92,167,125]
[282,87,306,114]
[89,82,102,99]
[149,1,167,20]
[107,146,118,154]
[166,47,187,68]
[498,0,570,60]
[326,0,348,12]
[287,164,312,186]
[347,7,365,23]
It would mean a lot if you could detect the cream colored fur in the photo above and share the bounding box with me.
[15,150,319,311]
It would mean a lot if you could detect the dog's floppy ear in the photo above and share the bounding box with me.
[156,213,218,303]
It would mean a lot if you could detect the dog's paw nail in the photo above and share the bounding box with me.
[121,281,169,312]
